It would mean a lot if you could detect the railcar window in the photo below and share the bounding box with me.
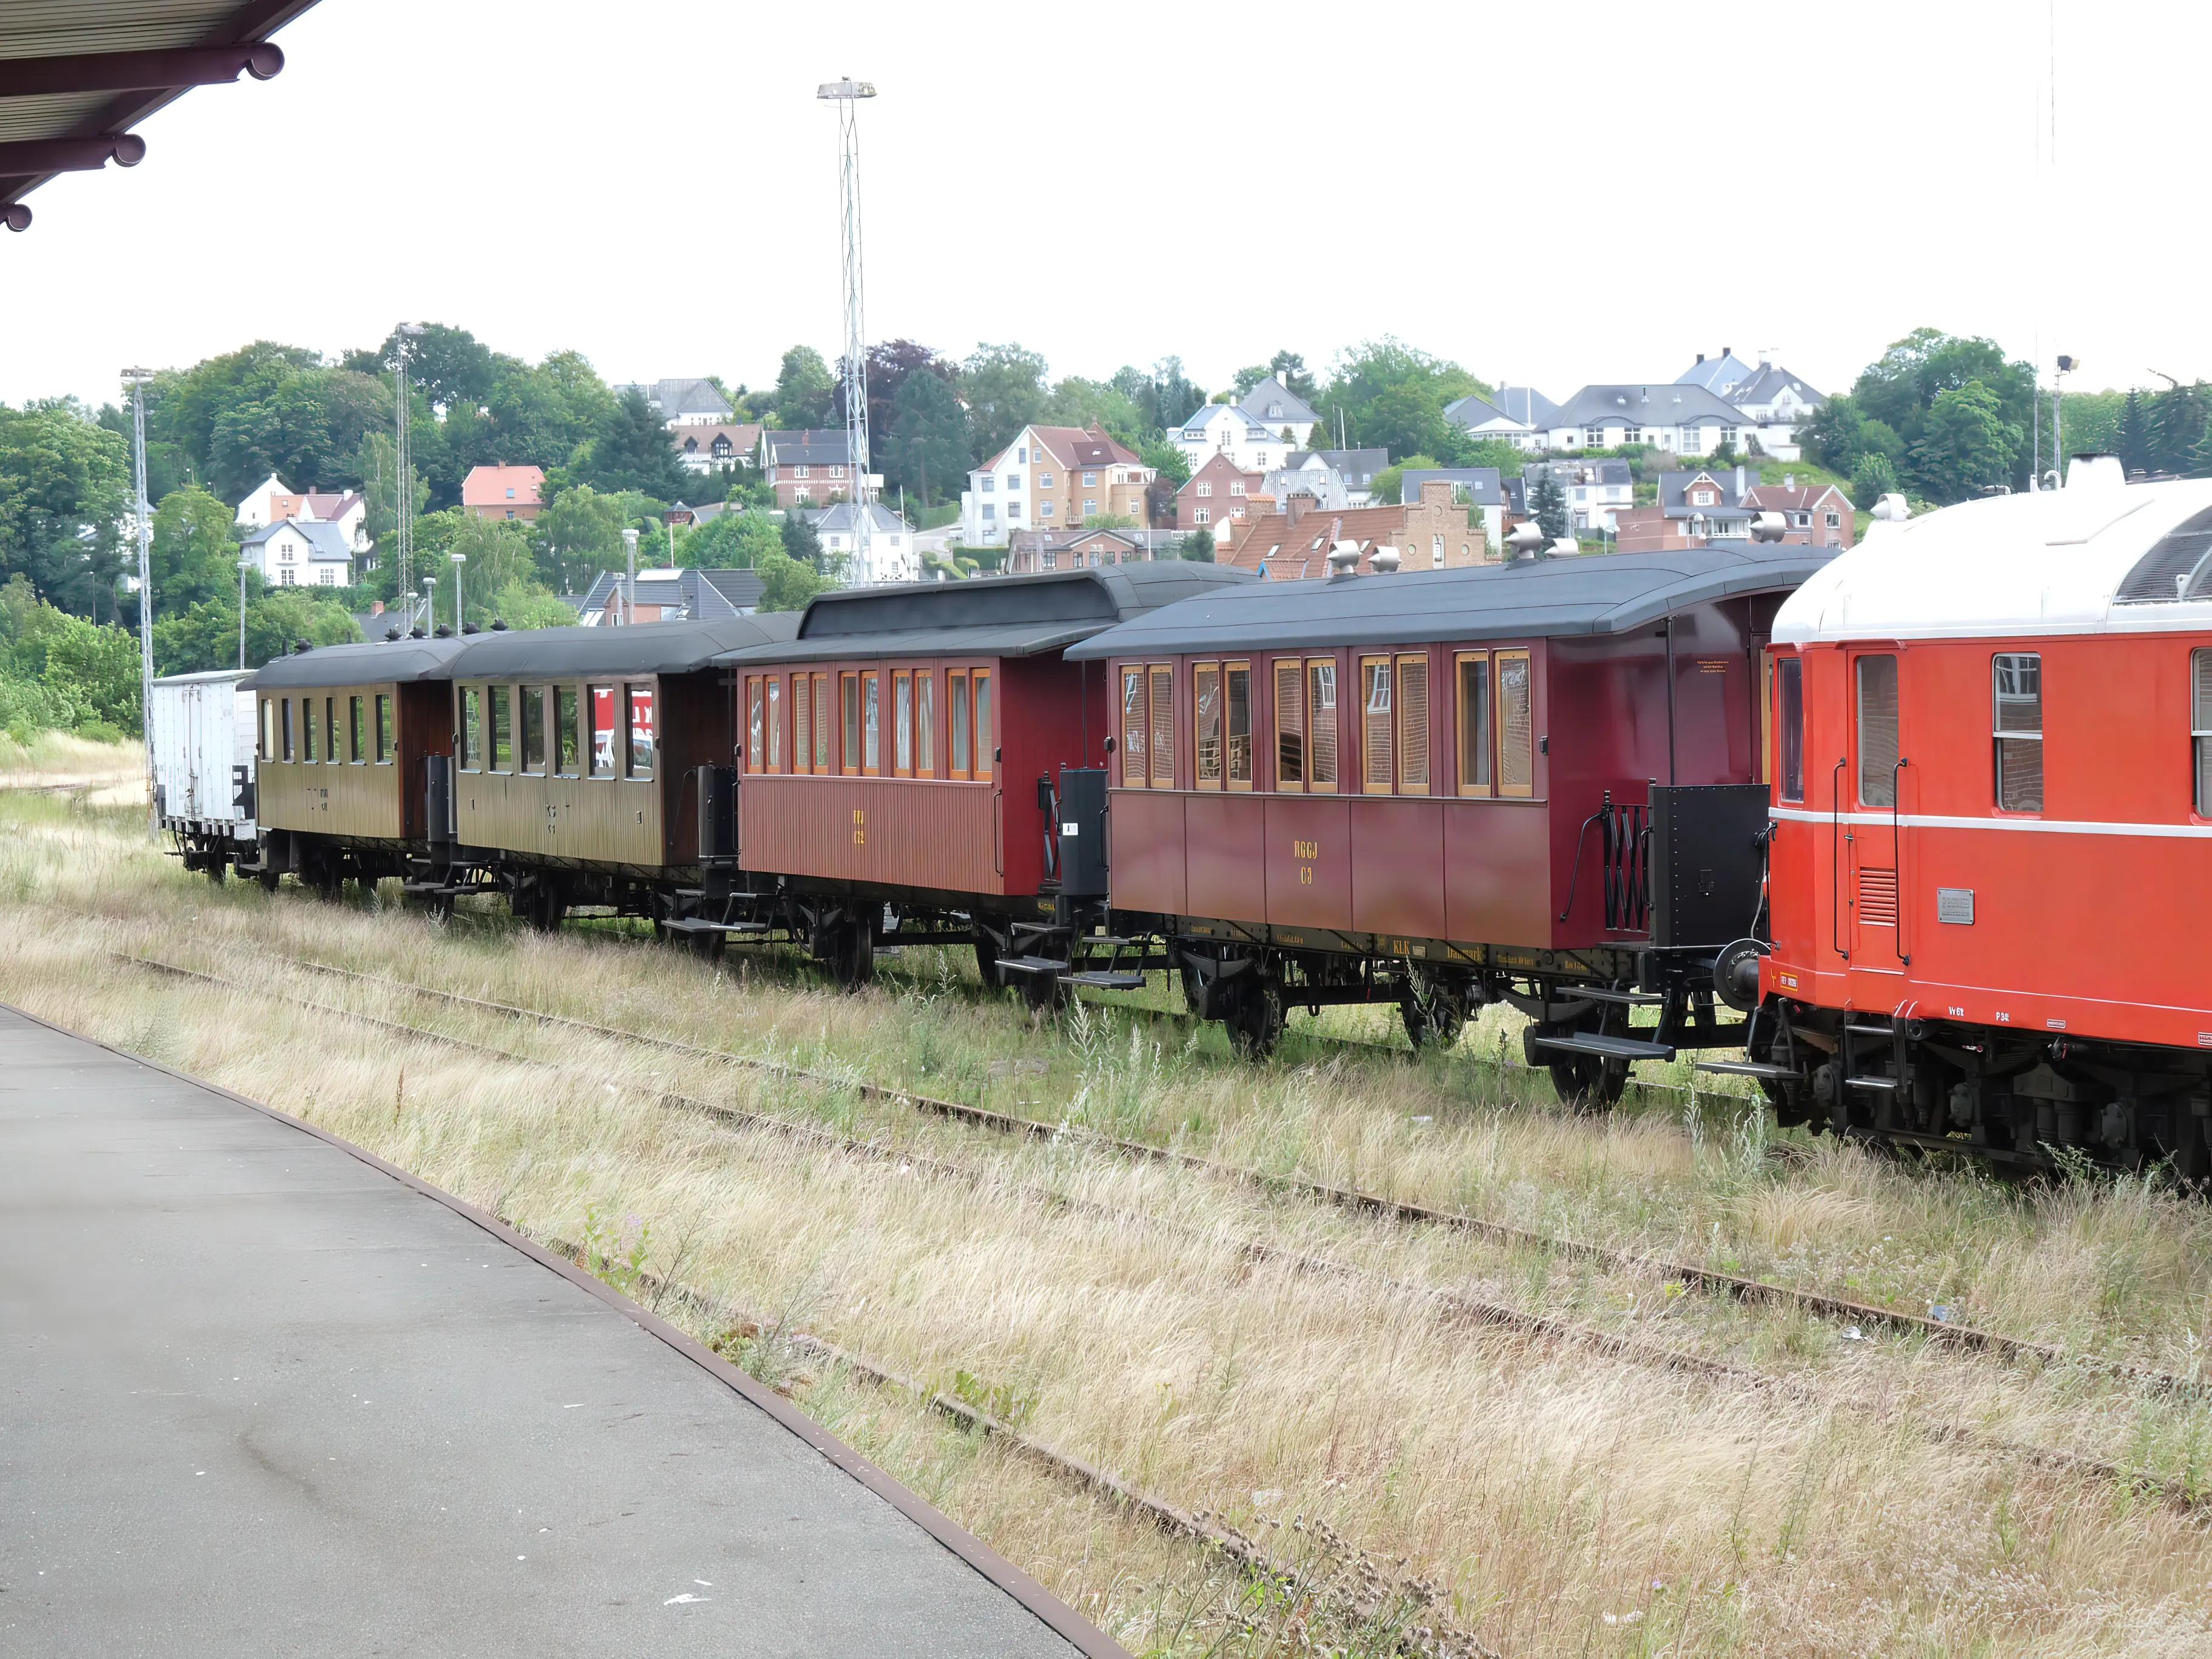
[555,688,579,774]
[842,673,860,776]
[894,672,913,776]
[1275,661,1305,789]
[589,686,615,776]
[1361,657,1392,792]
[767,677,782,773]
[1120,666,1147,786]
[746,677,765,773]
[1778,657,1804,802]
[280,699,293,762]
[345,697,361,762]
[1307,660,1338,791]
[303,699,317,762]
[1857,655,1899,807]
[2195,650,2212,814]
[974,671,994,781]
[1992,652,2042,813]
[489,686,512,773]
[627,683,655,778]
[794,675,813,774]
[1397,655,1430,793]
[325,699,338,764]
[460,688,481,769]
[1225,662,1252,787]
[812,674,830,773]
[1497,651,1534,797]
[375,694,391,764]
[521,685,546,773]
[864,672,882,775]
[915,672,933,776]
[1148,666,1173,786]
[951,672,972,779]
[1192,665,1222,787]
[1456,652,1492,796]
[261,699,275,762]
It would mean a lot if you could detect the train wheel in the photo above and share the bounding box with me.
[310,858,344,903]
[256,869,280,894]
[1020,967,1068,1016]
[1544,1047,1626,1111]
[1227,976,1284,1061]
[528,882,567,934]
[830,920,874,991]
[972,928,1000,990]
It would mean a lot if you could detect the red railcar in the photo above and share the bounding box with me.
[1068,544,1836,1084]
[1741,473,2212,1175]
[706,565,1253,983]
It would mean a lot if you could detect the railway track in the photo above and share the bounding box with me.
[109,950,2212,1513]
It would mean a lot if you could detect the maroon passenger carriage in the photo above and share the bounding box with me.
[1067,543,1839,1089]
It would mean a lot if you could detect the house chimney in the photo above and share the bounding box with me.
[1285,494,1309,528]
[1734,464,1745,498]
[1784,472,1794,489]
[1695,353,1706,364]
[1722,345,1731,358]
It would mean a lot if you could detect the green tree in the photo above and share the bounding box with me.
[1368,455,1440,506]
[1176,528,1215,562]
[885,369,973,504]
[1139,440,1190,487]
[682,509,783,569]
[1848,453,1899,509]
[782,511,825,571]
[2151,380,2212,476]
[579,387,686,498]
[769,345,837,431]
[2117,390,2151,475]
[1326,338,1486,456]
[429,514,538,631]
[147,486,238,614]
[1848,329,2036,497]
[757,550,832,611]
[0,400,132,619]
[530,484,628,592]
[1268,350,1318,404]
[960,342,1050,461]
[1529,470,1569,540]
[1908,381,2023,501]
[154,581,361,674]
[1232,364,1272,397]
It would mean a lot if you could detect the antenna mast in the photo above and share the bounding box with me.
[392,323,425,626]
[819,78,879,583]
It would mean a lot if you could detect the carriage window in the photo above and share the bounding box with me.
[375,694,392,763]
[520,685,546,772]
[1397,655,1430,793]
[1456,652,1492,796]
[950,671,972,778]
[1148,665,1173,786]
[460,688,480,769]
[1193,663,1222,787]
[1361,657,1392,792]
[768,676,782,773]
[489,686,512,772]
[2196,650,2212,816]
[1225,662,1252,787]
[842,672,861,775]
[746,677,765,773]
[1121,666,1147,786]
[915,671,934,776]
[348,695,365,762]
[1275,660,1305,789]
[325,698,338,763]
[1993,653,2042,813]
[812,673,830,773]
[862,672,882,774]
[1496,650,1533,797]
[894,672,913,776]
[974,671,994,781]
[627,683,655,778]
[260,698,275,762]
[589,685,615,776]
[1857,654,1899,807]
[1778,655,1804,803]
[301,698,317,762]
[1307,660,1338,791]
[556,686,580,774]
[794,673,813,774]
[278,698,292,762]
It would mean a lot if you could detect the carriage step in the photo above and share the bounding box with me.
[1068,971,1146,990]
[1530,1033,1676,1062]
[1844,1074,1900,1091]
[1696,1059,1797,1081]
[658,917,769,936]
[995,954,1068,980]
[1575,987,1664,1005]
[1844,1023,1895,1037]
[1079,936,1141,951]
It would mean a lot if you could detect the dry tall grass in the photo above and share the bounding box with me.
[9,789,2212,1655]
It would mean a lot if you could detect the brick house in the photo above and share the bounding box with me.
[673,421,762,475]
[959,423,1155,548]
[1612,466,1763,553]
[1223,480,1489,580]
[1175,451,1265,533]
[1005,526,1182,574]
[461,464,546,523]
[1744,478,1852,548]
[759,429,854,507]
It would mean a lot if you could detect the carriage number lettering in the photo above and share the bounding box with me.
[1948,1005,1966,1017]
[1292,839,1318,860]
[852,808,866,846]
[1993,1010,2009,1023]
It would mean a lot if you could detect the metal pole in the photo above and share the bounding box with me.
[819,78,877,584]
[394,322,425,628]
[238,555,247,669]
[451,552,465,633]
[123,368,155,836]
[622,528,638,626]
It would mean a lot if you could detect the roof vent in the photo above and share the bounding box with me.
[1749,511,1788,543]
[1870,494,1911,523]
[461,622,480,634]
[434,624,453,638]
[1370,547,1401,574]
[384,626,401,642]
[1504,522,1546,560]
[292,639,311,654]
[491,618,509,631]
[409,625,426,639]
[1326,542,1361,580]
[2066,453,2125,491]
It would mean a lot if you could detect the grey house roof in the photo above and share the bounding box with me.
[1727,363,1820,408]
[1491,386,1557,426]
[714,563,1258,666]
[1397,468,1505,506]
[245,635,472,689]
[1525,460,1633,489]
[242,516,353,561]
[615,377,734,420]
[1546,384,1751,432]
[1658,468,1756,518]
[1287,447,1390,486]
[1444,393,1524,431]
[1179,404,1275,441]
[450,615,797,679]
[1237,376,1319,427]
[804,502,908,537]
[577,567,766,618]
[1065,543,1837,659]
[1675,352,1757,397]
[763,429,854,467]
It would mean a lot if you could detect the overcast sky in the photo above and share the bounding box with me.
[1,0,2197,413]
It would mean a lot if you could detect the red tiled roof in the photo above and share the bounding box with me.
[461,464,546,509]
[1221,502,1418,578]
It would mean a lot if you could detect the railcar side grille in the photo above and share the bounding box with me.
[1857,865,1898,928]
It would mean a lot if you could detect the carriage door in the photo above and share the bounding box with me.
[1846,651,1904,972]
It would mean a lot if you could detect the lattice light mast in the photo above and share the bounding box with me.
[818,78,877,583]
[122,367,155,836]
[392,322,426,628]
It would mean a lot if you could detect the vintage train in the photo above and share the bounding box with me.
[1732,464,2212,1177]
[158,540,1835,1096]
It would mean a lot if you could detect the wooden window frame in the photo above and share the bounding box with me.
[1119,665,1148,788]
[555,685,581,776]
[374,694,392,765]
[1495,649,1534,799]
[347,695,366,764]
[893,671,914,778]
[811,672,830,774]
[745,675,766,774]
[1148,663,1174,788]
[1224,660,1253,791]
[1454,650,1492,797]
[840,671,862,776]
[862,671,882,776]
[1274,658,1305,791]
[1306,658,1338,793]
[915,670,934,777]
[324,697,340,766]
[1359,655,1393,794]
[973,669,994,782]
[793,671,813,774]
[1395,652,1430,795]
[520,684,547,774]
[278,697,292,762]
[626,680,656,780]
[459,686,481,771]
[766,675,782,774]
[588,684,615,777]
[488,685,512,773]
[1192,662,1222,789]
[950,669,973,780]
[301,696,317,763]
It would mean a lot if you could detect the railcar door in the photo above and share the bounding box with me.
[1845,649,1906,974]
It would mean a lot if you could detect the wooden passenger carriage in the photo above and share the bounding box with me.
[1068,545,1837,1081]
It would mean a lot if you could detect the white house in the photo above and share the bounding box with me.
[959,424,1153,550]
[1538,385,1751,457]
[1172,403,1295,477]
[232,474,369,557]
[1523,460,1635,535]
[1444,392,1543,451]
[614,377,736,426]
[233,473,292,530]
[1281,447,1390,507]
[806,501,915,585]
[241,516,354,587]
[1236,375,1319,447]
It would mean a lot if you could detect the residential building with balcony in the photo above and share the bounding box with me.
[672,421,761,475]
[959,423,1154,549]
[1172,401,1295,477]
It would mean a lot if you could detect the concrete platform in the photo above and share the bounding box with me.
[0,1006,1118,1657]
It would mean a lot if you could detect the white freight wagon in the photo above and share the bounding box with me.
[149,669,257,877]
